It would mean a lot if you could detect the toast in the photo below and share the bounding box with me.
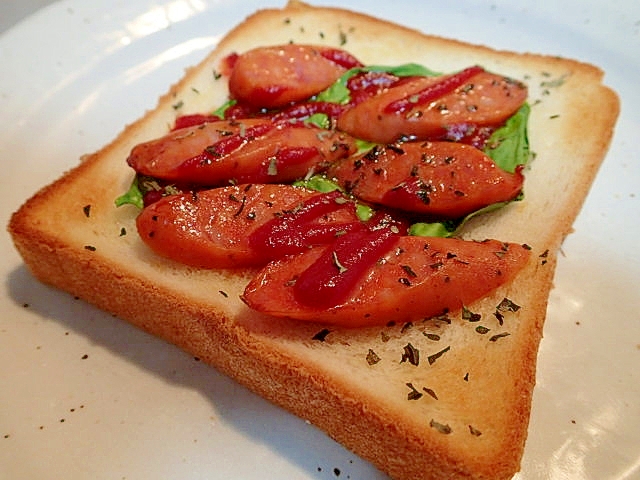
[7,1,619,479]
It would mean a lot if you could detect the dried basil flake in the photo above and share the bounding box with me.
[427,346,450,365]
[497,297,521,313]
[401,322,413,334]
[489,332,511,342]
[401,265,418,277]
[401,343,420,366]
[462,306,481,322]
[366,349,381,365]
[312,328,331,342]
[430,419,452,434]
[423,387,438,400]
[406,382,423,400]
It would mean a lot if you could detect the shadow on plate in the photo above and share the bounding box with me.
[5,264,389,480]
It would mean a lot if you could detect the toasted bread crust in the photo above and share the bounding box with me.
[8,1,619,479]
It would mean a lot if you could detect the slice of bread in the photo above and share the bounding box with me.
[7,1,619,479]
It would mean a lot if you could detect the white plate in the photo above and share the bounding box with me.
[1,1,639,479]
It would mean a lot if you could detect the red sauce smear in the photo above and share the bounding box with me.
[270,146,321,169]
[319,48,364,69]
[293,222,400,309]
[220,52,239,77]
[174,122,277,175]
[249,190,360,258]
[347,71,401,105]
[384,65,485,115]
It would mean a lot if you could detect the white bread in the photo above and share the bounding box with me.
[7,1,619,479]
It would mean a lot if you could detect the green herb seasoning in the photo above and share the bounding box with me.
[427,346,450,365]
[489,332,511,342]
[401,343,420,366]
[406,382,423,400]
[312,329,331,342]
[430,419,452,434]
[497,297,521,313]
[462,306,481,322]
[423,387,438,400]
[366,349,381,365]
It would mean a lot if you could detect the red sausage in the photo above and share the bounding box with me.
[326,141,524,219]
[128,119,357,186]
[127,119,264,180]
[136,184,363,269]
[337,67,527,144]
[228,44,361,109]
[242,236,531,327]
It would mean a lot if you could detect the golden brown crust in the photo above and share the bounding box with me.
[7,1,619,479]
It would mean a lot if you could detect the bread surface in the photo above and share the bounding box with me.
[8,1,619,479]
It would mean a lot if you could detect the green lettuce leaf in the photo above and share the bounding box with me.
[484,103,531,173]
[293,175,373,221]
[408,222,456,238]
[410,104,531,238]
[212,99,237,118]
[114,175,144,209]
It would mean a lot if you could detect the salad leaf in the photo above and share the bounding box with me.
[484,103,531,173]
[294,174,342,193]
[115,175,183,210]
[294,175,373,221]
[354,138,377,155]
[411,104,531,238]
[212,99,237,118]
[408,222,456,238]
[115,175,144,209]
[304,113,331,129]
